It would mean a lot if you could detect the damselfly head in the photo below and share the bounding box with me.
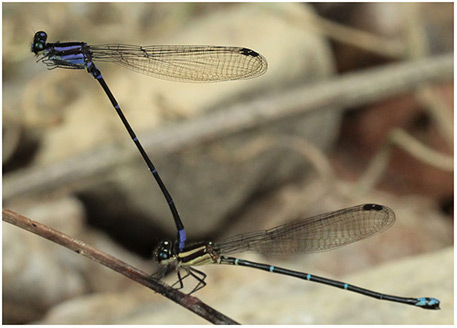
[154,240,173,263]
[31,31,48,55]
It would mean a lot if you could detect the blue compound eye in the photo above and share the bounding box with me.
[154,240,173,263]
[31,31,48,54]
[159,252,169,260]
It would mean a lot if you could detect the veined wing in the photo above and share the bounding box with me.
[214,204,395,255]
[90,44,267,82]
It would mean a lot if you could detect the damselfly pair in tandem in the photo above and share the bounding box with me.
[32,31,440,310]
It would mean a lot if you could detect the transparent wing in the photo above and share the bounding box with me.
[90,44,267,82]
[214,204,395,255]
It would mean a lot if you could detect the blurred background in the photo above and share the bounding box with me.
[2,2,453,324]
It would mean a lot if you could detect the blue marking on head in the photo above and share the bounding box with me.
[306,274,311,280]
[269,266,274,272]
[344,283,348,290]
[235,258,239,265]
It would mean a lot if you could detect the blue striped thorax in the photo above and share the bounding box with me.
[31,31,91,70]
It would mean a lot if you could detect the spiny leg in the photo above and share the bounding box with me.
[170,269,190,290]
[155,265,207,294]
[187,267,207,295]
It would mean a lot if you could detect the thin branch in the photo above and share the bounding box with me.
[2,208,239,325]
[388,129,454,171]
[415,86,454,145]
[354,127,453,196]
[308,11,405,59]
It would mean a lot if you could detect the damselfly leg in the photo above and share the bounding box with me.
[169,267,207,294]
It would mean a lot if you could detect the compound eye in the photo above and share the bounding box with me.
[154,240,173,263]
[159,251,170,261]
[35,31,47,42]
[31,31,48,54]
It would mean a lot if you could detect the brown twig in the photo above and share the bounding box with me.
[2,208,239,325]
[353,127,453,197]
[308,10,405,59]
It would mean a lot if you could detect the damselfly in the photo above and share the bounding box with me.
[31,31,267,252]
[31,32,440,311]
[154,204,440,310]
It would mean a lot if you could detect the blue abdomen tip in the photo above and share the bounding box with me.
[416,297,440,309]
